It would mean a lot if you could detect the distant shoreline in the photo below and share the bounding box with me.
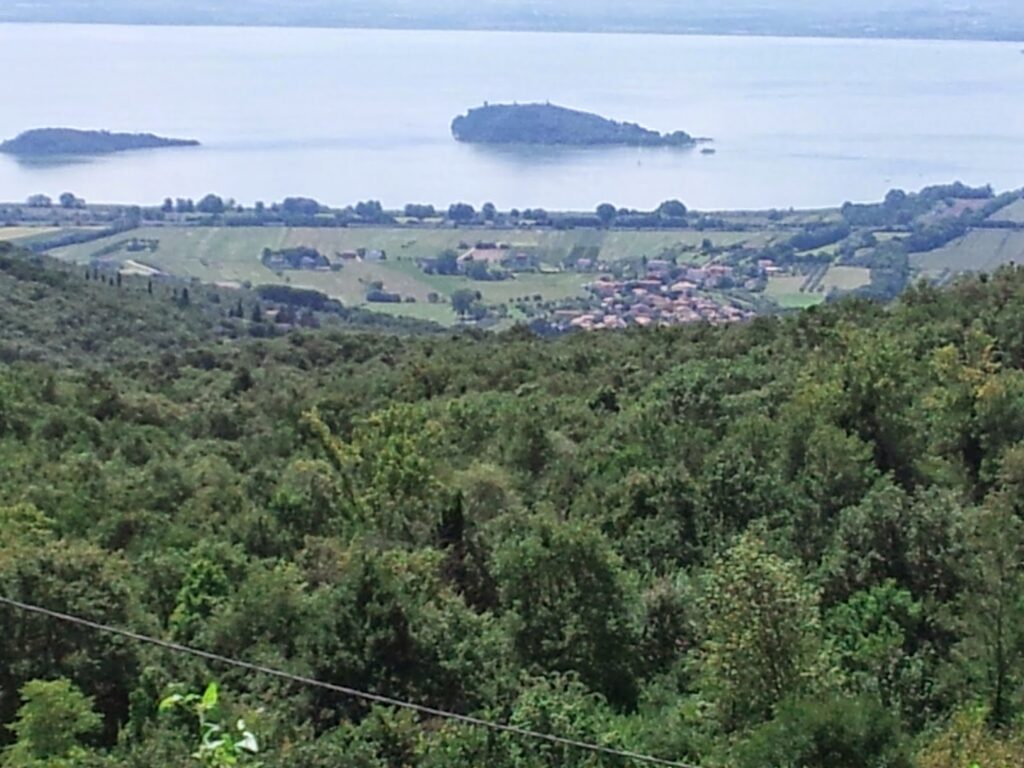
[0,19,1022,45]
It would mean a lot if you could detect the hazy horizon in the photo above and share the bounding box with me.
[3,0,1024,41]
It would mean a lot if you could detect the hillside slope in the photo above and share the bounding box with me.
[3,252,1024,764]
[0,242,438,366]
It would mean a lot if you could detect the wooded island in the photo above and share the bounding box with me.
[451,103,700,147]
[0,128,200,156]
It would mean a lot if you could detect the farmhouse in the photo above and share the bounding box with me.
[459,245,506,264]
[261,246,330,271]
[504,251,534,271]
[589,280,620,298]
[669,280,698,296]
[634,279,665,293]
[646,259,672,277]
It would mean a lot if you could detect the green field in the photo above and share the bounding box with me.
[0,226,59,243]
[765,275,823,308]
[47,225,768,321]
[822,265,871,291]
[48,226,768,268]
[911,230,1024,275]
[765,265,870,309]
[363,300,458,326]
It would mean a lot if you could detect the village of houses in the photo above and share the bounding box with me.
[562,262,754,330]
[255,238,769,330]
[441,242,760,331]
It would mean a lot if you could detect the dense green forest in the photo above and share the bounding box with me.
[3,239,1024,767]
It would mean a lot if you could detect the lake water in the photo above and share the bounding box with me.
[1,23,1023,211]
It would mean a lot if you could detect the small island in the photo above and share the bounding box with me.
[451,103,700,147]
[0,128,200,157]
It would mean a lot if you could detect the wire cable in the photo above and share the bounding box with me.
[0,595,696,768]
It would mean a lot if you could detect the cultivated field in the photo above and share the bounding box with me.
[911,230,1024,275]
[48,226,769,269]
[765,275,819,309]
[47,225,768,322]
[987,198,1024,224]
[823,265,871,291]
[765,265,870,309]
[0,227,59,243]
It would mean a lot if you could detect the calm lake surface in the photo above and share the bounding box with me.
[1,23,1023,210]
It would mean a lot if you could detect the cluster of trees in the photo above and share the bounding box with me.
[280,197,322,217]
[788,221,851,251]
[450,287,485,318]
[423,250,509,283]
[590,200,688,229]
[7,243,1024,766]
[159,196,398,227]
[353,200,387,223]
[462,260,507,281]
[161,196,236,216]
[403,203,437,220]
[447,202,477,223]
[423,249,460,276]
[58,192,85,209]
[362,279,403,304]
[24,195,52,209]
[846,186,1016,257]
[840,182,996,227]
[145,194,700,232]
[750,185,1023,304]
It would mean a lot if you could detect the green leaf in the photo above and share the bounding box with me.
[158,694,183,713]
[201,682,219,710]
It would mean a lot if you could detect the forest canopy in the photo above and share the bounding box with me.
[2,243,1024,766]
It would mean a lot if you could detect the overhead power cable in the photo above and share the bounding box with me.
[0,595,697,768]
